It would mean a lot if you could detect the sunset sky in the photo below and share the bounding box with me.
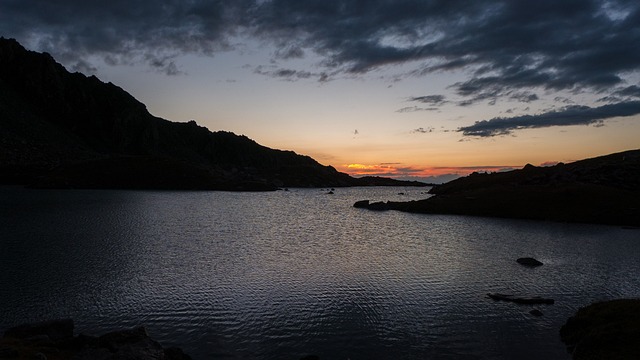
[2,0,639,182]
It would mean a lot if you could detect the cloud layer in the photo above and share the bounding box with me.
[343,163,516,183]
[3,1,639,87]
[3,0,640,135]
[459,101,640,137]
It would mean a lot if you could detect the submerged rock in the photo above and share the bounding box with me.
[353,200,394,210]
[517,257,544,267]
[487,293,555,305]
[529,309,544,317]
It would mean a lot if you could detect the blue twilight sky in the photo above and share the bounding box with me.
[2,0,640,182]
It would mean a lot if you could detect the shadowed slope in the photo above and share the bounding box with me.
[0,37,417,190]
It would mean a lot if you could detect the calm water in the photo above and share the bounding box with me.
[1,186,639,359]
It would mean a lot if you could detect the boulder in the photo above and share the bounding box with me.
[353,200,370,208]
[516,257,543,267]
[560,299,640,359]
[367,201,390,211]
[487,293,554,305]
[79,327,165,360]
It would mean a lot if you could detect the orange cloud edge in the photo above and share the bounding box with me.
[338,163,520,183]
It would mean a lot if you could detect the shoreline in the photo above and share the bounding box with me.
[0,319,191,360]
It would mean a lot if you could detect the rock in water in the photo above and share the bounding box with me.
[517,257,543,267]
[487,293,554,305]
[529,309,544,317]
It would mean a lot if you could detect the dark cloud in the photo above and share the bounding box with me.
[597,85,640,103]
[2,0,639,105]
[0,0,242,72]
[611,85,640,99]
[408,95,447,106]
[411,127,435,133]
[554,96,575,104]
[614,85,640,98]
[245,0,640,101]
[398,94,446,112]
[145,54,184,76]
[459,101,640,137]
[396,106,439,113]
[274,44,305,60]
[254,65,323,81]
[509,91,538,103]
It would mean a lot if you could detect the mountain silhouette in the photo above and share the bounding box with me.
[0,37,424,190]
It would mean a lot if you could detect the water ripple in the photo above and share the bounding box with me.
[1,187,639,359]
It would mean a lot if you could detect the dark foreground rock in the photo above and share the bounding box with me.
[354,149,640,227]
[516,257,543,267]
[3,319,74,342]
[1,319,191,360]
[560,299,640,359]
[487,293,555,305]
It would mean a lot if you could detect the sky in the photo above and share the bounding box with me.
[2,0,640,183]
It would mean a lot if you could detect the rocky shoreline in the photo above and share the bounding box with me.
[3,300,638,360]
[0,319,191,360]
[355,150,640,227]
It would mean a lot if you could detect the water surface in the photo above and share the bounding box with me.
[1,186,639,359]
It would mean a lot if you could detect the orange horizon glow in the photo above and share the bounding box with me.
[339,163,520,180]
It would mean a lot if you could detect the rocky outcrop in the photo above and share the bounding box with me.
[560,299,640,359]
[353,200,371,208]
[354,150,640,226]
[1,319,191,360]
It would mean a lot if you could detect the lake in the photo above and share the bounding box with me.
[1,186,639,359]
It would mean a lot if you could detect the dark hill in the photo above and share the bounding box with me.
[0,37,420,190]
[355,150,640,226]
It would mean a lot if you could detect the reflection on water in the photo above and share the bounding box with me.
[1,186,639,359]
